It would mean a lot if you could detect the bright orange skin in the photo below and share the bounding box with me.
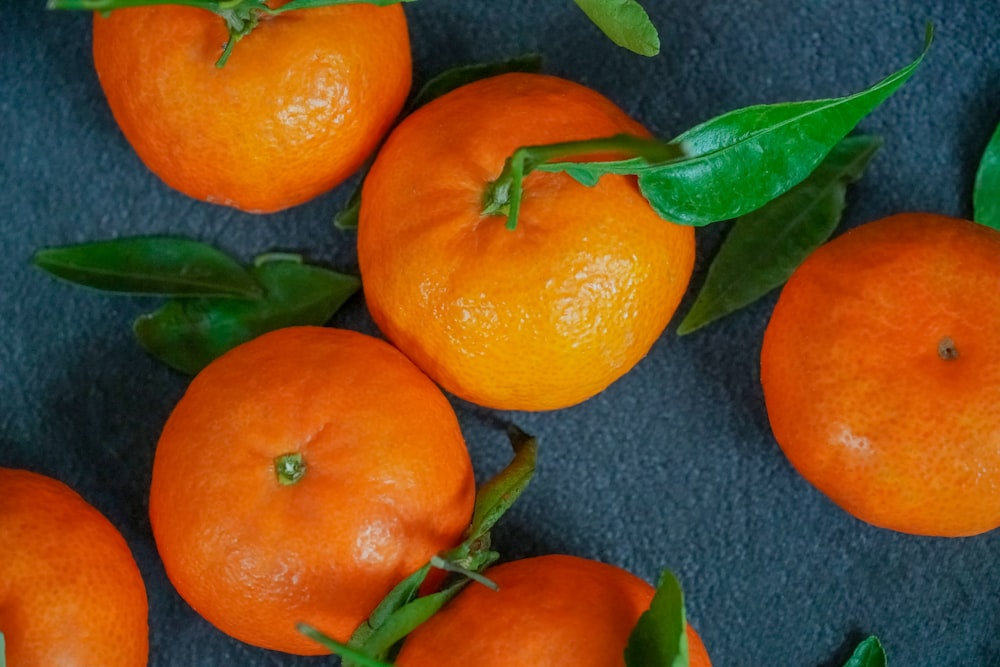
[0,468,149,667]
[149,327,476,655]
[395,555,713,667]
[761,213,1000,537]
[92,3,411,213]
[358,73,695,411]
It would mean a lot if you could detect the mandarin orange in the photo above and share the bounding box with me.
[761,213,1000,536]
[394,554,712,667]
[357,72,695,411]
[0,467,149,666]
[92,2,411,213]
[149,326,476,654]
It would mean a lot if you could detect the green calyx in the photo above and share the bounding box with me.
[274,452,306,486]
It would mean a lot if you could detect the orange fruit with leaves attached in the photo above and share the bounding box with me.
[91,2,411,213]
[761,212,1000,536]
[149,326,476,654]
[0,467,149,667]
[357,72,695,411]
[394,554,713,667]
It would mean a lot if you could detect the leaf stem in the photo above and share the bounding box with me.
[481,134,684,230]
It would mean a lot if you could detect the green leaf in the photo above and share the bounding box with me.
[32,237,262,299]
[676,134,882,335]
[573,0,660,56]
[637,24,931,226]
[843,636,887,667]
[351,582,469,664]
[462,424,537,544]
[333,54,545,231]
[973,119,1000,230]
[133,255,360,374]
[1,630,6,667]
[349,564,433,650]
[624,569,688,667]
[297,624,394,667]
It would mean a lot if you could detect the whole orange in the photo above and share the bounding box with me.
[0,467,149,666]
[148,326,476,654]
[92,2,411,213]
[760,213,1000,536]
[394,554,713,667]
[357,73,695,411]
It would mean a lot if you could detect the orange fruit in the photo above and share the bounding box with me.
[92,2,411,213]
[149,326,476,655]
[394,554,713,667]
[0,467,148,666]
[760,212,1000,536]
[357,72,695,411]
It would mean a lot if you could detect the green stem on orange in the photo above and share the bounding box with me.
[481,133,684,230]
[46,0,414,67]
[274,452,306,486]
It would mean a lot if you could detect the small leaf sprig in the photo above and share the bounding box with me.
[32,237,360,373]
[47,0,416,67]
[298,424,538,666]
[624,570,690,667]
[482,23,931,232]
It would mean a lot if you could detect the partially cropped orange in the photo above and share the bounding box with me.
[761,213,1000,536]
[358,73,695,411]
[394,554,712,667]
[92,2,411,213]
[149,326,476,655]
[0,467,149,667]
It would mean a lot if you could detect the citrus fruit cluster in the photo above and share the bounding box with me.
[11,0,997,664]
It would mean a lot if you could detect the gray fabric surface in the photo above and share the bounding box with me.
[2,1,999,665]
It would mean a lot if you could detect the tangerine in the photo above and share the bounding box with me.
[149,326,476,654]
[357,72,695,411]
[0,467,149,666]
[394,554,713,667]
[91,2,411,213]
[760,212,1000,536]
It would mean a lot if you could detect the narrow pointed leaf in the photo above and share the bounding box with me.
[573,0,660,56]
[133,256,359,374]
[349,564,432,649]
[677,134,882,334]
[32,237,262,298]
[973,120,1000,230]
[297,624,393,667]
[465,424,538,544]
[843,636,887,667]
[0,631,6,667]
[624,569,688,667]
[637,25,931,225]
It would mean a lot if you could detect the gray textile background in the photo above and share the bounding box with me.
[2,1,999,665]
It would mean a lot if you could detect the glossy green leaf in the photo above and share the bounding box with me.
[973,120,1000,230]
[843,636,887,667]
[133,255,359,374]
[624,569,688,667]
[297,624,393,667]
[677,134,882,335]
[573,0,660,56]
[32,237,262,298]
[333,54,544,231]
[637,25,931,225]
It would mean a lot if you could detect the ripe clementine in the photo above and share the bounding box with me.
[91,2,411,213]
[357,72,695,411]
[0,467,149,666]
[149,326,476,655]
[394,554,712,667]
[760,212,1000,537]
